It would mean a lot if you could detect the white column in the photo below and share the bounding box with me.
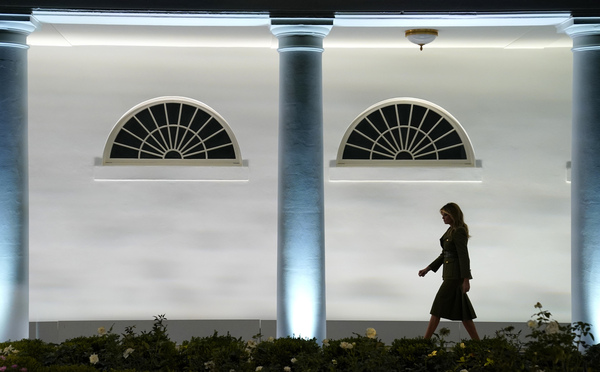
[271,20,331,342]
[560,18,600,345]
[0,14,38,341]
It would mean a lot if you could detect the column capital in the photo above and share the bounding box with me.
[0,13,40,48]
[270,19,332,52]
[558,17,600,51]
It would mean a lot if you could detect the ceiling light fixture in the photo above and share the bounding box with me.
[405,29,438,51]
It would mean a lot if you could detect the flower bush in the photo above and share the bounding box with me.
[1,304,599,371]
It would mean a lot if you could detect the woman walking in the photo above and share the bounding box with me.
[418,202,479,340]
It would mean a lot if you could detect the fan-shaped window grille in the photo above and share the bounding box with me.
[103,97,242,166]
[336,98,475,167]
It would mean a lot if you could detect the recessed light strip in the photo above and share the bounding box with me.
[334,12,572,28]
[32,10,271,27]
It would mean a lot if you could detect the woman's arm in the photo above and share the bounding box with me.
[419,250,444,277]
[454,227,473,279]
[428,251,444,273]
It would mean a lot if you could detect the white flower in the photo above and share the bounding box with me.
[340,341,354,350]
[284,366,291,372]
[527,320,538,329]
[460,369,469,372]
[97,326,107,336]
[291,358,297,363]
[366,327,377,339]
[2,345,18,355]
[267,337,275,342]
[123,348,134,359]
[322,339,330,346]
[89,354,99,365]
[546,321,560,334]
[255,367,263,371]
[332,359,337,365]
[205,361,215,370]
[460,342,466,349]
[245,340,258,354]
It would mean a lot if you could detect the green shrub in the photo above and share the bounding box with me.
[0,303,597,371]
[252,336,322,371]
[118,315,180,371]
[0,354,43,372]
[389,336,436,371]
[524,303,591,372]
[451,336,523,372]
[584,343,600,372]
[179,332,248,371]
[322,333,402,372]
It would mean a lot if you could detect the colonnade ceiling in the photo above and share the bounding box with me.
[4,0,598,48]
[27,13,574,49]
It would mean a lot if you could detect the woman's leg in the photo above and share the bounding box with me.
[424,315,441,339]
[462,320,480,340]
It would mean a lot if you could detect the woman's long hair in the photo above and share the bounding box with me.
[440,202,469,237]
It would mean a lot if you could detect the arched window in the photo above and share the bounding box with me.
[103,97,242,166]
[336,98,475,167]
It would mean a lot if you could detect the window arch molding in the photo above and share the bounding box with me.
[102,96,242,166]
[336,97,475,167]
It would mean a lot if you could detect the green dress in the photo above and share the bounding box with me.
[428,226,477,321]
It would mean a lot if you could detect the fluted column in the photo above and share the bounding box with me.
[0,14,37,341]
[560,18,600,345]
[271,20,331,342]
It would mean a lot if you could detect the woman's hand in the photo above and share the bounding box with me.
[418,267,431,277]
[462,278,471,293]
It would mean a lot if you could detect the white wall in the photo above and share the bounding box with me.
[27,37,572,325]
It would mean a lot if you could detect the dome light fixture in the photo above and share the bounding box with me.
[405,29,438,51]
